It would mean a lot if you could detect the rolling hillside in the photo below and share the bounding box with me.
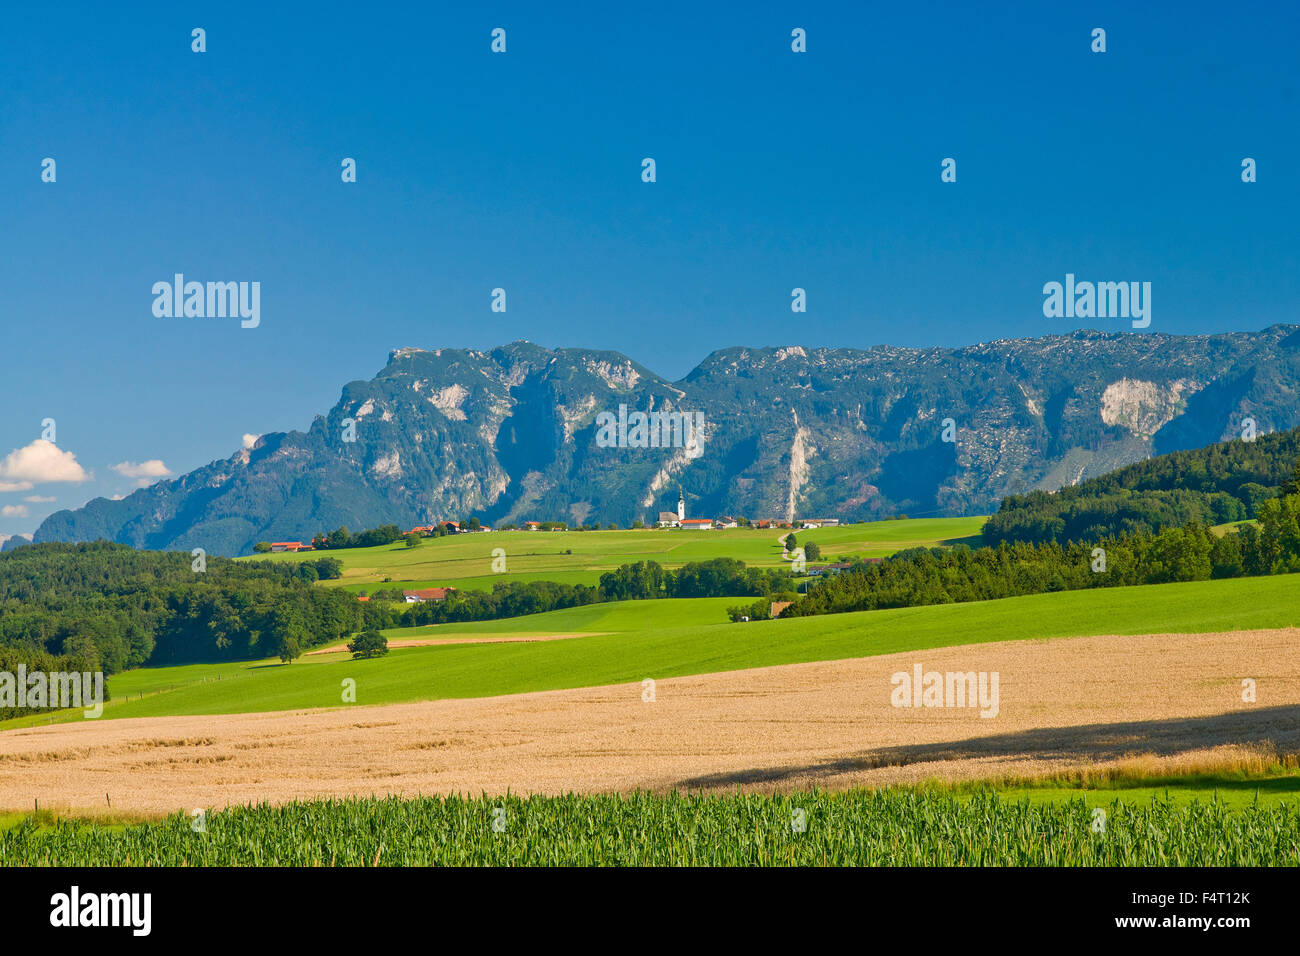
[251,517,985,591]
[11,572,1297,725]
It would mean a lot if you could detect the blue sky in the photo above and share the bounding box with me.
[0,0,1296,538]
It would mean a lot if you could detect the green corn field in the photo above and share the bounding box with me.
[3,790,1298,866]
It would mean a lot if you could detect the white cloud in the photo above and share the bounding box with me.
[0,440,90,487]
[1,504,30,518]
[242,433,261,450]
[23,495,56,503]
[111,459,172,479]
[109,494,127,501]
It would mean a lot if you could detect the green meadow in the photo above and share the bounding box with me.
[9,572,1297,727]
[245,517,987,592]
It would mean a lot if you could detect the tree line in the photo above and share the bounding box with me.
[0,542,377,673]
[360,557,797,628]
[786,487,1300,619]
[0,645,111,720]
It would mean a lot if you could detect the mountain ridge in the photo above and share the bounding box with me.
[35,325,1300,556]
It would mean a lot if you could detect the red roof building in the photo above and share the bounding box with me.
[402,587,456,603]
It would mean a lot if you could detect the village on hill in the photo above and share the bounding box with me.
[260,488,841,553]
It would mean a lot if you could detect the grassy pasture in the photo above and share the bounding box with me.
[246,517,987,592]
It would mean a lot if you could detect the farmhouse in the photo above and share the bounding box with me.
[714,516,739,529]
[680,519,714,531]
[269,541,310,552]
[525,521,542,530]
[403,587,456,603]
[797,518,839,528]
[808,562,853,577]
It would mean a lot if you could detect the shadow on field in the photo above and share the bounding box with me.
[676,705,1300,789]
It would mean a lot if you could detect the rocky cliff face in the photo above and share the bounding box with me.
[35,327,1300,555]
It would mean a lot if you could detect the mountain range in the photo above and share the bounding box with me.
[34,326,1300,556]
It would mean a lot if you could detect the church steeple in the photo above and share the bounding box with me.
[677,487,685,522]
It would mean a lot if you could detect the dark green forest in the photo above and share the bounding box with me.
[789,432,1300,619]
[0,542,368,673]
[788,488,1300,618]
[982,426,1300,546]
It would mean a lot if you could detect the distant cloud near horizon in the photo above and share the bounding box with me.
[0,440,91,492]
[1,505,29,518]
[242,434,261,450]
[111,460,173,480]
[23,495,56,503]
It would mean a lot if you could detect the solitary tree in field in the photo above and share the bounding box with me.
[784,532,798,552]
[404,532,422,548]
[803,540,821,562]
[348,629,389,659]
[272,606,307,663]
[276,632,302,663]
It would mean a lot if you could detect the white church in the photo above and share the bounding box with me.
[656,489,714,530]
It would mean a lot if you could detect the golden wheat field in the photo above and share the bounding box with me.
[1,628,1298,816]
